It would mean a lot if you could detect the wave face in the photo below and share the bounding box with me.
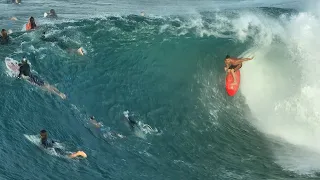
[1,0,320,179]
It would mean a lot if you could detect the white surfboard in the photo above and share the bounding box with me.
[24,134,65,157]
[5,57,20,77]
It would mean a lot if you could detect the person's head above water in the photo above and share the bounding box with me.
[22,57,28,64]
[1,29,7,37]
[50,9,56,14]
[40,129,47,139]
[225,55,230,60]
[28,17,36,29]
[90,116,95,120]
[29,17,34,23]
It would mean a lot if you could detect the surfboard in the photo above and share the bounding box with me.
[5,57,20,76]
[225,70,241,96]
[24,134,87,158]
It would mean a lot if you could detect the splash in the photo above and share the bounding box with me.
[239,8,320,174]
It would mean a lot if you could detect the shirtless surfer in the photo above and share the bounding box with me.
[224,55,254,85]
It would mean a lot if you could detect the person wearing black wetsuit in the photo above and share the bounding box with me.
[127,116,138,129]
[0,29,9,45]
[40,129,87,158]
[40,130,55,148]
[18,58,45,86]
[18,58,31,78]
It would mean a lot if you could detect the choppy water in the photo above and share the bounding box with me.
[1,0,320,179]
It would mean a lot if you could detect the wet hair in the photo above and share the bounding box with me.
[29,17,36,29]
[90,116,95,120]
[50,9,55,14]
[1,29,6,36]
[40,129,47,134]
[225,55,230,59]
[22,57,28,63]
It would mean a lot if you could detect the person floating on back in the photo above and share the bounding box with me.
[26,17,37,31]
[0,29,9,45]
[224,55,254,85]
[40,130,87,158]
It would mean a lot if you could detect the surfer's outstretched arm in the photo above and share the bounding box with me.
[239,57,254,62]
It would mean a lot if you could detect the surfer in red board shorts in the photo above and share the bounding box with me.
[224,55,254,85]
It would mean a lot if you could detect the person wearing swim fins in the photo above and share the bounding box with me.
[0,29,9,45]
[40,130,87,158]
[26,17,37,31]
[224,55,254,85]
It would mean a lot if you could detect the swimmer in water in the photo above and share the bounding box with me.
[0,29,9,45]
[90,116,102,128]
[10,17,18,21]
[40,130,87,158]
[68,47,85,56]
[45,9,58,18]
[123,111,138,130]
[41,32,85,56]
[89,116,125,139]
[10,0,21,4]
[18,57,66,99]
[26,17,37,31]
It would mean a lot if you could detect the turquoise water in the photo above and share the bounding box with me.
[1,0,320,179]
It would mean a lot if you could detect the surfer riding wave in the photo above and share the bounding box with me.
[224,55,254,85]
